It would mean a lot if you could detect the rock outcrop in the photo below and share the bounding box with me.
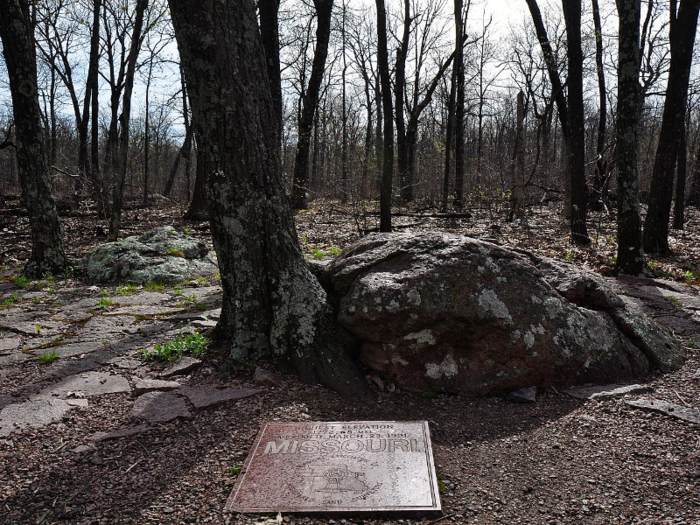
[328,233,684,395]
[82,226,218,284]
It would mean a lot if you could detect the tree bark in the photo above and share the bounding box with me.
[167,0,370,400]
[290,0,334,210]
[672,121,687,230]
[376,0,393,232]
[453,0,465,208]
[396,0,411,203]
[562,0,589,244]
[183,139,208,221]
[642,0,700,253]
[0,0,69,278]
[591,0,608,200]
[259,0,282,141]
[615,0,645,275]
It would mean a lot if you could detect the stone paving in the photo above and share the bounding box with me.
[0,277,259,442]
[1,269,699,442]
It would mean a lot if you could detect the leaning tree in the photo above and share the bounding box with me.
[166,0,370,400]
[0,0,69,277]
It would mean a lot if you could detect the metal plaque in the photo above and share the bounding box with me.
[226,420,441,513]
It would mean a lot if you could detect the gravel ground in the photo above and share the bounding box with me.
[1,200,700,524]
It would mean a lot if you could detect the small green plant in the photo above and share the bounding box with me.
[116,283,137,296]
[173,287,184,296]
[607,235,616,244]
[38,351,59,364]
[144,282,165,292]
[228,462,243,475]
[34,281,47,291]
[684,270,696,285]
[565,250,574,262]
[138,332,210,362]
[1,292,19,309]
[648,260,659,269]
[184,227,191,235]
[97,297,113,309]
[178,293,198,307]
[168,247,186,258]
[195,302,207,311]
[666,296,683,308]
[62,265,79,280]
[195,276,209,286]
[35,324,41,334]
[12,275,29,288]
[33,296,41,304]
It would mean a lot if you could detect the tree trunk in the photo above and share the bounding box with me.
[0,0,68,277]
[376,0,393,232]
[290,0,334,210]
[167,0,370,400]
[672,121,687,230]
[643,0,700,253]
[562,0,589,244]
[259,0,282,141]
[108,0,148,241]
[591,0,607,200]
[396,0,411,203]
[615,0,645,275]
[453,0,465,208]
[183,139,208,221]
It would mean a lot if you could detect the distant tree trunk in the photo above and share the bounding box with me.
[562,0,589,244]
[167,0,370,400]
[615,0,645,275]
[184,140,208,221]
[643,0,700,253]
[396,0,411,203]
[672,122,687,230]
[108,0,147,241]
[164,67,192,198]
[511,90,526,218]
[453,0,465,208]
[259,0,282,141]
[442,63,457,212]
[89,1,105,219]
[376,0,393,231]
[0,0,69,277]
[290,0,334,210]
[687,134,700,206]
[591,0,607,200]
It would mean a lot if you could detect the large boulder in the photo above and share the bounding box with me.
[328,233,684,395]
[83,226,218,284]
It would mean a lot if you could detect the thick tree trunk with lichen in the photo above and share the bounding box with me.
[615,0,645,275]
[167,0,370,400]
[0,0,68,278]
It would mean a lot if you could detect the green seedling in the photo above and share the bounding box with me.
[168,247,186,258]
[195,276,209,286]
[228,463,243,475]
[565,250,574,262]
[38,351,59,364]
[178,294,198,308]
[116,283,137,296]
[35,324,41,334]
[12,275,29,288]
[1,292,19,309]
[195,302,207,311]
[173,287,184,296]
[144,282,165,292]
[97,298,113,309]
[666,296,683,308]
[33,297,41,304]
[184,227,191,235]
[138,332,210,362]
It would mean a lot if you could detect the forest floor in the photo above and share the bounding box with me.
[1,197,700,525]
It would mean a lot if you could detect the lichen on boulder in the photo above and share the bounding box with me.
[327,233,684,395]
[82,226,218,284]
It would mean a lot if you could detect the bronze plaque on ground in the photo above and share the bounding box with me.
[226,420,441,513]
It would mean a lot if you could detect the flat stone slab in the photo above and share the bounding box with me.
[159,357,201,377]
[132,391,191,422]
[179,386,260,409]
[0,335,22,352]
[226,421,441,513]
[35,341,106,358]
[133,379,181,396]
[564,383,653,400]
[89,424,154,442]
[39,371,131,399]
[0,399,83,437]
[626,398,700,425]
